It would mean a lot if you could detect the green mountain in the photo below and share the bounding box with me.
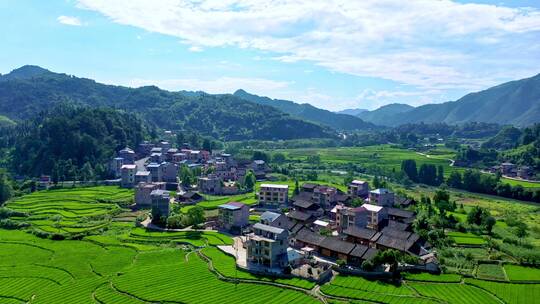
[336,108,368,116]
[10,105,151,177]
[0,66,334,141]
[377,73,540,127]
[481,126,522,150]
[233,89,376,131]
[357,103,415,125]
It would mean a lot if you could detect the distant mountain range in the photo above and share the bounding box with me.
[336,108,368,116]
[1,65,538,140]
[0,66,335,140]
[233,89,376,131]
[344,73,540,127]
[356,104,415,125]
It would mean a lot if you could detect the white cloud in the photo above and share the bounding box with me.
[188,46,203,52]
[57,15,83,26]
[125,76,291,96]
[75,0,540,106]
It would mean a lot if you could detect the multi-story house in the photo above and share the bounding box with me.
[147,162,162,182]
[347,180,369,198]
[151,189,170,220]
[160,162,178,183]
[118,147,135,165]
[135,182,165,208]
[135,171,151,184]
[258,184,289,208]
[198,174,222,194]
[247,223,289,268]
[312,185,337,209]
[120,164,137,188]
[217,202,249,232]
[369,188,395,207]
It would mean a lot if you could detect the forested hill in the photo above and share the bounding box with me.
[233,89,377,131]
[6,105,152,177]
[365,73,540,127]
[0,66,334,141]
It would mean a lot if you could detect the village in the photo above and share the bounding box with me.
[110,138,435,283]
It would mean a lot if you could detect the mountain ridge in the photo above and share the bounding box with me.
[0,66,335,141]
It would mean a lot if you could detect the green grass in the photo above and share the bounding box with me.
[476,264,507,281]
[466,278,540,304]
[408,282,500,304]
[504,264,540,282]
[0,229,318,304]
[112,249,319,304]
[403,272,462,282]
[5,186,133,235]
[448,231,487,246]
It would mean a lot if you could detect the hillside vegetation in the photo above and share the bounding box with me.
[0,66,334,141]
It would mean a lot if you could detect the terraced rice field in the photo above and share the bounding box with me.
[476,264,507,281]
[403,272,462,282]
[5,186,133,235]
[447,231,487,246]
[408,282,500,304]
[504,264,540,282]
[466,279,540,304]
[0,229,318,304]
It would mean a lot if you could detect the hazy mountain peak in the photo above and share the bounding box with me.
[1,65,51,81]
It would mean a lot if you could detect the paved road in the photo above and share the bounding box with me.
[135,157,149,172]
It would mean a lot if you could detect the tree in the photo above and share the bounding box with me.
[433,187,452,215]
[243,170,256,191]
[401,159,418,182]
[467,206,487,226]
[252,151,269,162]
[372,175,381,189]
[447,171,462,188]
[436,165,444,186]
[418,164,437,186]
[179,165,193,188]
[0,172,13,206]
[515,222,528,243]
[293,179,300,196]
[202,138,212,152]
[80,162,95,182]
[484,216,496,234]
[187,206,205,226]
[272,153,286,164]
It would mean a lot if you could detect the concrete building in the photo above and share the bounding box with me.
[160,162,178,183]
[260,211,288,229]
[119,147,135,165]
[312,186,337,209]
[120,164,137,188]
[347,180,369,198]
[147,163,162,182]
[369,188,394,207]
[198,174,222,194]
[151,189,171,220]
[135,171,151,184]
[247,223,289,268]
[258,184,289,208]
[217,202,249,232]
[135,182,165,208]
[110,157,124,178]
[356,203,387,230]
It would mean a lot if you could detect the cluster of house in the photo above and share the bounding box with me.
[489,162,536,180]
[108,142,271,221]
[216,180,428,271]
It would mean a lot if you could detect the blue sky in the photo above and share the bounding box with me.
[1,0,539,111]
